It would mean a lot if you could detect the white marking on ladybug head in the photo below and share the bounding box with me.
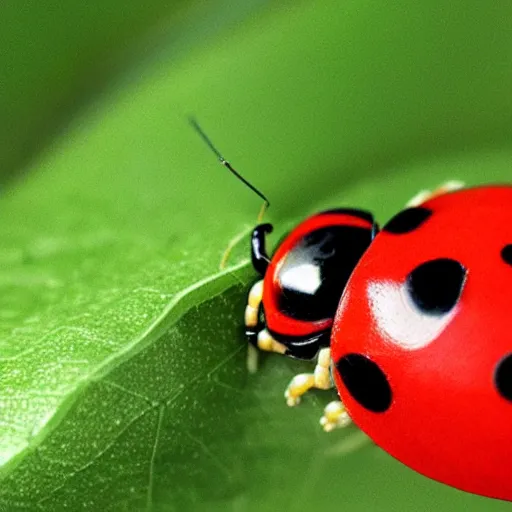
[279,263,321,295]
[367,280,456,350]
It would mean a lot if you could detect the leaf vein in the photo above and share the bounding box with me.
[146,404,165,511]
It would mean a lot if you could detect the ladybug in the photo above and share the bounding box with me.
[329,185,512,502]
[189,120,512,501]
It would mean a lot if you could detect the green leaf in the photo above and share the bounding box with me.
[2,1,512,511]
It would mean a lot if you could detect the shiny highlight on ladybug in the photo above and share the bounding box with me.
[190,120,512,502]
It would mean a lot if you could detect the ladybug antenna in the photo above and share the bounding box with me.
[189,117,270,221]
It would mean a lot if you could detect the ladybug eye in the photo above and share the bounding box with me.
[367,258,466,350]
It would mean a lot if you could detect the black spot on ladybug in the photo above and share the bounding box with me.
[336,353,392,413]
[383,207,432,234]
[501,245,512,266]
[406,258,466,314]
[495,353,512,402]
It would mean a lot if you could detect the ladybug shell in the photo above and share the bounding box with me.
[263,210,374,345]
[331,186,512,501]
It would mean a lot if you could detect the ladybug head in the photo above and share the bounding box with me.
[261,209,376,359]
[331,187,512,501]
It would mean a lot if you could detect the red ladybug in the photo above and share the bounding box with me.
[189,120,511,501]
[331,185,512,502]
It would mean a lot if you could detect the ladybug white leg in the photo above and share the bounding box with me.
[256,328,287,354]
[246,329,287,374]
[245,280,287,355]
[406,180,465,207]
[320,400,352,432]
[244,280,264,328]
[285,347,333,406]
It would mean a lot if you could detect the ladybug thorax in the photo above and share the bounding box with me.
[269,222,374,325]
[273,227,351,321]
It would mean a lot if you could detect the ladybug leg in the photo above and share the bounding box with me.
[406,180,465,207]
[256,328,287,354]
[244,280,264,329]
[320,401,352,432]
[285,347,333,406]
[245,280,287,354]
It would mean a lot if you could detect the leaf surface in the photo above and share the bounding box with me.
[1,1,512,511]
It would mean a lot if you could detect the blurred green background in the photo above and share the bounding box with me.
[1,1,512,511]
